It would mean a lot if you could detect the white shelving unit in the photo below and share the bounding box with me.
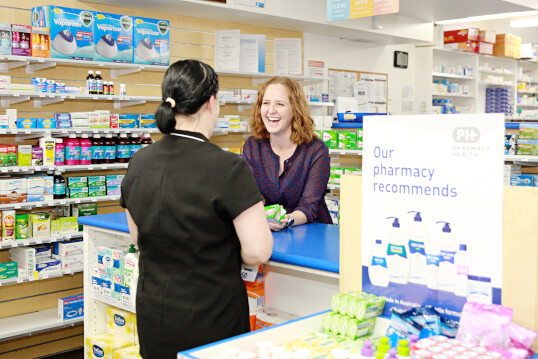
[0,268,83,287]
[0,195,120,211]
[505,155,538,165]
[0,308,83,342]
[328,149,362,156]
[432,72,474,80]
[0,232,82,250]
[0,163,129,174]
[0,128,159,135]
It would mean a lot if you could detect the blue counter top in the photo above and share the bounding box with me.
[78,213,340,274]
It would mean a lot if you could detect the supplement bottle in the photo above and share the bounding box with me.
[129,133,142,158]
[119,83,127,96]
[109,82,114,96]
[95,70,104,95]
[39,135,56,166]
[91,134,104,164]
[79,134,92,165]
[141,133,153,149]
[103,134,117,164]
[116,133,130,163]
[103,81,109,96]
[65,134,81,166]
[86,70,95,95]
[53,171,66,199]
[54,138,65,166]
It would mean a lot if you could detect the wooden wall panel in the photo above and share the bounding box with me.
[0,287,83,319]
[0,325,82,355]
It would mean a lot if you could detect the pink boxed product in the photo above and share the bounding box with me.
[11,25,31,56]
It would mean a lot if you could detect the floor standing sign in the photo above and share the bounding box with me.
[361,114,505,323]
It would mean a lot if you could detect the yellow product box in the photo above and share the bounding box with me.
[29,212,50,238]
[107,307,137,343]
[113,345,141,359]
[50,219,62,236]
[86,333,133,359]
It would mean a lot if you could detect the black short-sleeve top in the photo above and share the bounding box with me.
[120,129,263,353]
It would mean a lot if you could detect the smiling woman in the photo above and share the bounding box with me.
[243,77,333,231]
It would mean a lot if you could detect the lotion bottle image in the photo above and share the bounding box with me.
[454,243,471,297]
[368,239,389,287]
[123,244,139,308]
[406,211,428,285]
[385,217,409,285]
[425,228,440,290]
[436,221,458,292]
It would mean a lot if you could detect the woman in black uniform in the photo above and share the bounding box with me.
[120,59,273,358]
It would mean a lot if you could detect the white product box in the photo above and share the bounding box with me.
[70,112,90,128]
[27,176,45,202]
[241,89,258,101]
[53,240,83,256]
[35,258,62,275]
[10,247,36,276]
[34,245,52,259]
[52,253,84,265]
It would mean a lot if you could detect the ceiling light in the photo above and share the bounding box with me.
[436,10,538,24]
[510,17,538,27]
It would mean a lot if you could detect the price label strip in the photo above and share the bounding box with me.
[240,264,259,282]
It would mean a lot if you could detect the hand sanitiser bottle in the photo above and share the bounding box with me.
[406,211,428,285]
[454,244,471,297]
[436,221,458,292]
[385,217,409,285]
[425,229,440,290]
[124,244,139,308]
[369,239,389,287]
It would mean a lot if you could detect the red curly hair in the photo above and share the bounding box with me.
[249,77,315,144]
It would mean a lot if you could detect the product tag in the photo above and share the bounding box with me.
[32,271,39,280]
[36,239,42,244]
[102,286,112,298]
[240,264,258,282]
[121,293,130,307]
[11,242,18,247]
[17,277,23,283]
[22,241,29,246]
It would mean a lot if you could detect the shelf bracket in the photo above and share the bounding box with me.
[26,61,57,74]
[0,60,26,73]
[1,95,30,107]
[33,96,64,108]
[111,67,142,79]
[114,99,146,109]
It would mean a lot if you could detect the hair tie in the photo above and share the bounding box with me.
[165,97,176,108]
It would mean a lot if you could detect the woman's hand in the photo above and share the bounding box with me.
[269,215,290,232]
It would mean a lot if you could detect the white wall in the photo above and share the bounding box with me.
[303,32,417,115]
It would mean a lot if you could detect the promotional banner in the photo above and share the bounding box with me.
[361,114,504,323]
[327,0,399,21]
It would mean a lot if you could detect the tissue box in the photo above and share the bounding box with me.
[86,333,133,359]
[106,306,137,342]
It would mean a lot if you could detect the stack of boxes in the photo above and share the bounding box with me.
[444,28,525,58]
[516,123,538,156]
[64,175,123,198]
[10,244,62,278]
[329,166,362,188]
[53,239,84,272]
[485,87,513,116]
[493,34,521,59]
[317,129,363,151]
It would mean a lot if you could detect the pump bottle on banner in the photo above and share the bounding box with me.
[385,217,409,285]
[425,229,440,290]
[369,239,389,287]
[437,221,458,292]
[454,244,471,297]
[406,211,428,285]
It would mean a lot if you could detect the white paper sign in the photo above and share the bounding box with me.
[361,114,504,323]
[240,34,265,73]
[274,38,302,75]
[215,30,241,72]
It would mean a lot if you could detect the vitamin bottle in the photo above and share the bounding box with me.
[129,133,142,158]
[103,134,116,164]
[91,134,104,164]
[87,70,96,95]
[116,133,130,163]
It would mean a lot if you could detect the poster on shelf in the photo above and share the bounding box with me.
[240,34,266,73]
[361,114,504,323]
[327,0,399,21]
[274,38,302,75]
[215,30,240,72]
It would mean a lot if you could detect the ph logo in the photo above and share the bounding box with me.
[453,127,480,143]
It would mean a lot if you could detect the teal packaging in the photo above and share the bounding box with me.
[31,6,94,61]
[94,12,133,63]
[88,175,106,187]
[89,186,107,197]
[0,23,11,55]
[36,118,56,129]
[510,174,533,187]
[68,176,88,189]
[133,17,169,66]
[17,118,37,129]
[140,114,156,128]
[118,114,139,128]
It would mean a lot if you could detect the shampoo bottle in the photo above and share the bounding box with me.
[124,244,139,308]
[454,244,471,297]
[385,217,409,285]
[436,221,458,292]
[79,134,92,165]
[406,211,428,285]
[64,134,80,166]
[368,239,389,287]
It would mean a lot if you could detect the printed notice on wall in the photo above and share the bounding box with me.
[361,114,504,324]
[215,30,240,72]
[274,38,302,75]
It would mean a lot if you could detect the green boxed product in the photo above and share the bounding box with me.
[17,145,32,167]
[0,268,18,280]
[89,186,107,197]
[69,187,89,198]
[0,261,17,272]
[519,127,538,140]
[60,217,79,233]
[72,203,98,231]
[87,175,106,187]
[330,314,342,334]
[354,296,385,320]
[51,219,62,236]
[346,318,376,340]
[322,130,338,149]
[15,214,29,240]
[264,204,286,224]
[67,176,88,189]
[338,293,349,314]
[322,312,334,332]
[314,130,323,138]
[337,131,357,150]
[331,293,343,312]
[338,315,350,336]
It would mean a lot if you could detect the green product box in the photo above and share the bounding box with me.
[89,186,107,197]
[264,204,286,224]
[314,130,323,138]
[15,213,29,240]
[0,268,18,280]
[519,127,538,140]
[69,187,89,198]
[516,140,538,156]
[17,145,32,167]
[338,131,357,150]
[67,176,88,189]
[0,261,17,272]
[51,219,62,236]
[60,217,79,233]
[72,203,98,231]
[322,130,338,149]
[87,176,106,187]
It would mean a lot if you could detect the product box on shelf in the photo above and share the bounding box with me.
[338,131,357,150]
[9,247,35,276]
[86,333,133,359]
[55,113,72,128]
[89,186,107,197]
[444,28,479,43]
[31,26,50,57]
[53,239,83,256]
[38,174,54,201]
[69,187,89,198]
[510,174,534,186]
[36,117,56,129]
[444,40,478,53]
[29,213,51,238]
[520,43,537,61]
[118,114,139,128]
[106,306,137,343]
[27,176,45,202]
[0,261,17,280]
[17,145,32,167]
[11,25,31,56]
[0,177,27,203]
[518,123,538,139]
[88,176,106,187]
[72,202,97,231]
[15,213,29,240]
[53,253,83,270]
[322,130,338,149]
[58,293,84,320]
[68,176,88,189]
[133,16,170,66]
[479,30,496,44]
[0,23,11,55]
[94,12,133,63]
[139,114,156,128]
[478,42,493,55]
[17,118,37,129]
[107,185,121,196]
[516,139,538,156]
[51,219,62,236]
[493,34,521,59]
[97,111,110,128]
[70,112,90,128]
[34,245,52,258]
[32,6,95,61]
[106,175,125,187]
[60,216,79,233]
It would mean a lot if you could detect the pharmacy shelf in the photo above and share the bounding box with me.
[432,92,473,98]
[0,195,120,211]
[0,128,159,135]
[216,70,328,86]
[0,307,83,342]
[478,68,514,75]
[505,155,538,164]
[213,128,247,135]
[480,81,514,86]
[432,47,476,57]
[432,72,474,80]
[0,268,83,287]
[0,232,82,250]
[518,90,538,94]
[309,102,334,107]
[93,290,136,313]
[505,116,538,121]
[0,163,129,175]
[327,184,340,190]
[328,149,362,156]
[518,104,538,108]
[518,79,538,85]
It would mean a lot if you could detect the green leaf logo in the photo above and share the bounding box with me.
[157,21,169,35]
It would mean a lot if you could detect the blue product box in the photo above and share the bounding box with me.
[140,114,156,128]
[36,118,56,129]
[31,77,48,92]
[94,12,133,63]
[510,174,534,187]
[54,113,72,128]
[133,17,169,66]
[534,175,538,187]
[31,6,94,61]
[17,118,36,129]
[58,293,84,320]
[118,114,139,128]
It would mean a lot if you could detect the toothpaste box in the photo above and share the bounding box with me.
[86,333,133,359]
[118,114,139,128]
[133,17,170,66]
[67,176,88,189]
[88,175,106,187]
[53,239,83,256]
[69,187,89,198]
[32,6,95,61]
[27,176,45,202]
[58,293,84,320]
[36,117,56,129]
[94,12,133,63]
[54,113,72,128]
[29,213,51,238]
[139,114,156,128]
[17,118,36,129]
[0,177,27,203]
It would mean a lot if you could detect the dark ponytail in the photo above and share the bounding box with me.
[155,59,219,134]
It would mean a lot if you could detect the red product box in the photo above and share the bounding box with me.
[479,30,496,44]
[444,28,479,44]
[478,42,494,55]
[444,40,478,53]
